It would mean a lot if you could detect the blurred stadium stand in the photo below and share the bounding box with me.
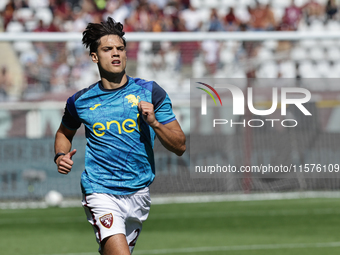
[1,0,340,101]
[1,0,340,200]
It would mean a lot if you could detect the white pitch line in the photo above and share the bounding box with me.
[39,242,340,255]
[150,191,340,205]
[133,242,340,255]
[40,253,97,255]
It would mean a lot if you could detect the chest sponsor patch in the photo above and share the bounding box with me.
[99,213,113,229]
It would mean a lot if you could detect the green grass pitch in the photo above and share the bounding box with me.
[1,197,340,255]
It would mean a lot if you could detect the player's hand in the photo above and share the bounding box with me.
[138,101,158,128]
[56,149,77,175]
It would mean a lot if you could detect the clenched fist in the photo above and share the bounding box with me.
[138,101,158,128]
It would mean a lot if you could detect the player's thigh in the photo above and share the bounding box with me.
[101,233,130,255]
[125,187,151,252]
[125,219,143,253]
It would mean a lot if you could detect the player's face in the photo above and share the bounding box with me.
[91,35,127,75]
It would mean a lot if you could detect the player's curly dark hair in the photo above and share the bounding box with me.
[82,17,126,56]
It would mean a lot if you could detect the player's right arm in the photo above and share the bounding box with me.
[55,92,82,174]
[54,124,77,175]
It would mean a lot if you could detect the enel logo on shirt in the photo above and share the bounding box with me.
[92,114,140,136]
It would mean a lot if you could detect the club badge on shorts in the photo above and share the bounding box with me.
[99,213,113,228]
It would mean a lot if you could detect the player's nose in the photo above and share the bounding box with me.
[112,47,119,56]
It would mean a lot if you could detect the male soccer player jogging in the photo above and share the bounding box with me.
[54,17,186,255]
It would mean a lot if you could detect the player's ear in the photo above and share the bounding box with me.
[91,52,98,63]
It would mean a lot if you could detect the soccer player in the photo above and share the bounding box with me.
[54,17,186,255]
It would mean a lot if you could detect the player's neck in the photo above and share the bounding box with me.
[101,72,128,90]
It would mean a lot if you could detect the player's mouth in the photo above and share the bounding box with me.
[112,60,121,65]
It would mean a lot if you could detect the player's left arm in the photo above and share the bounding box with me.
[138,101,186,156]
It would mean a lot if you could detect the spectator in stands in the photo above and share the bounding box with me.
[263,4,276,31]
[161,13,174,32]
[201,23,222,75]
[48,16,64,31]
[302,0,324,25]
[325,0,338,22]
[76,0,102,24]
[24,60,40,93]
[163,0,185,31]
[34,19,49,32]
[67,0,82,9]
[71,9,89,32]
[16,0,29,8]
[248,1,276,31]
[207,8,224,32]
[70,0,102,32]
[234,23,259,77]
[179,3,202,31]
[201,39,221,75]
[148,0,169,9]
[149,3,167,69]
[130,2,152,31]
[2,0,15,30]
[123,17,135,32]
[50,60,71,91]
[104,0,130,24]
[122,17,139,60]
[281,0,302,31]
[50,0,73,21]
[248,1,268,31]
[149,3,165,32]
[0,66,12,100]
[36,53,52,91]
[180,0,190,9]
[224,7,239,31]
[151,16,163,32]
